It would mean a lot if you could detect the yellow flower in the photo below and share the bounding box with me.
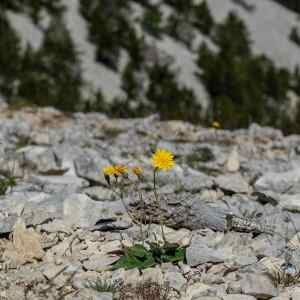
[114,165,128,176]
[132,166,142,177]
[102,165,116,185]
[212,121,221,129]
[151,149,174,171]
[102,166,116,176]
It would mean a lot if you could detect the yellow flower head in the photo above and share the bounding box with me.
[212,121,221,129]
[114,164,128,176]
[132,166,142,177]
[102,166,116,176]
[102,165,116,185]
[151,149,174,171]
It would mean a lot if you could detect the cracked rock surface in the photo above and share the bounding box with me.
[1,107,300,299]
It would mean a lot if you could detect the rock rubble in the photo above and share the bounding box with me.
[0,107,300,299]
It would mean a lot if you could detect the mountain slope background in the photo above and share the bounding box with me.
[1,0,300,133]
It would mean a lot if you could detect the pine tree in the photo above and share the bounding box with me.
[164,0,194,15]
[142,6,163,38]
[272,0,300,14]
[196,12,291,130]
[146,63,201,122]
[80,0,132,70]
[18,18,83,111]
[290,26,300,47]
[193,1,215,36]
[213,12,251,58]
[0,12,22,99]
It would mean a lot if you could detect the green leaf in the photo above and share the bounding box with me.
[110,242,186,271]
[127,244,149,259]
[111,244,156,270]
[162,247,185,263]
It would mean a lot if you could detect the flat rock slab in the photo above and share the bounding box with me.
[254,168,300,194]
[214,173,251,194]
[222,295,256,300]
[186,234,227,266]
[0,192,125,233]
[241,274,278,299]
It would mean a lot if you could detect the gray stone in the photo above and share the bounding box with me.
[241,273,278,299]
[72,271,100,289]
[74,149,110,185]
[66,289,113,300]
[280,194,300,213]
[83,186,115,201]
[164,270,187,291]
[30,130,51,145]
[186,234,226,266]
[142,267,164,285]
[214,173,251,194]
[63,193,124,228]
[290,288,300,299]
[222,295,256,300]
[117,268,140,286]
[21,146,68,175]
[192,297,221,300]
[254,168,300,194]
[29,174,89,193]
[83,253,120,272]
[184,282,213,299]
[181,169,214,192]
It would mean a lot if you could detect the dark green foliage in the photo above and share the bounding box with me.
[192,1,215,35]
[213,12,251,57]
[165,14,194,48]
[122,62,141,100]
[124,31,146,69]
[290,68,300,132]
[131,0,153,8]
[272,0,300,14]
[148,242,185,263]
[146,63,201,122]
[16,18,83,111]
[196,12,293,130]
[165,0,214,36]
[80,0,132,70]
[164,0,194,15]
[165,13,183,41]
[290,26,300,46]
[83,90,108,113]
[0,0,64,24]
[0,176,17,195]
[142,6,163,38]
[0,12,23,99]
[112,244,156,270]
[108,60,202,122]
[112,243,185,270]
[293,67,300,95]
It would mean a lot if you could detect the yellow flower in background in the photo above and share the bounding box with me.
[114,164,128,176]
[151,149,174,171]
[103,166,116,176]
[212,121,221,129]
[132,166,142,177]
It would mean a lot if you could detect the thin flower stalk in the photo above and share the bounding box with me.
[153,168,167,244]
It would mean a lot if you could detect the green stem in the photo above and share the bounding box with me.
[111,179,135,224]
[153,169,167,244]
[134,180,146,242]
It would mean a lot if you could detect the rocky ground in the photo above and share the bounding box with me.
[1,106,300,299]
